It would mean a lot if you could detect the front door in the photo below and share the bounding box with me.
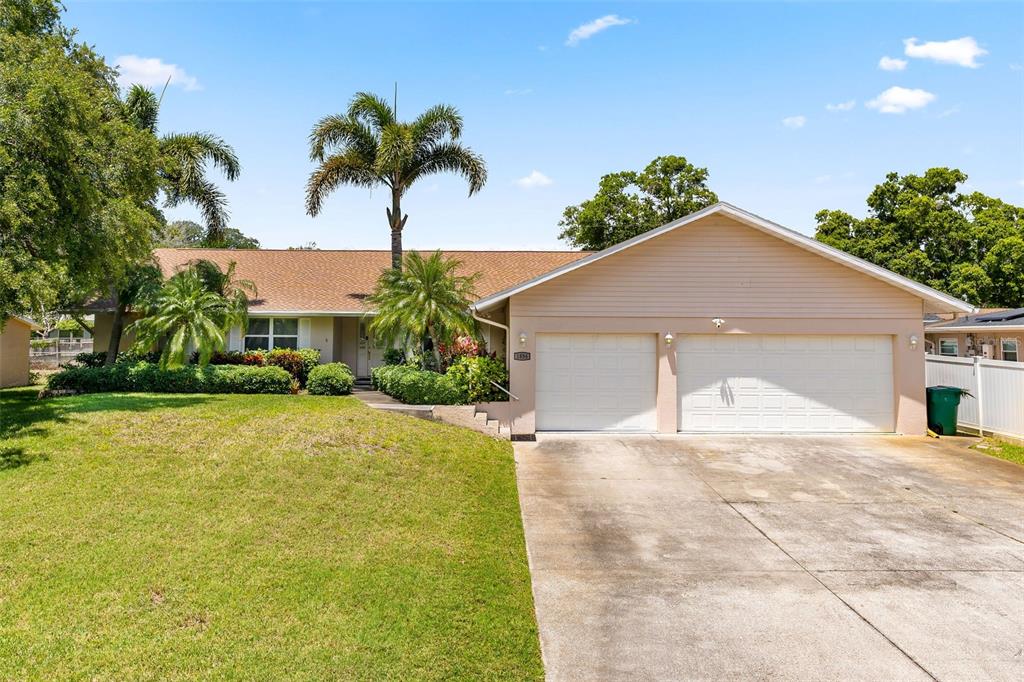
[357,320,387,377]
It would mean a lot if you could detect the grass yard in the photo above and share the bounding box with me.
[0,387,542,680]
[973,437,1024,466]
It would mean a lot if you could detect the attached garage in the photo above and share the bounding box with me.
[677,334,894,432]
[472,203,975,437]
[535,334,656,431]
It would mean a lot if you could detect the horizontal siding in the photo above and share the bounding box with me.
[513,216,921,318]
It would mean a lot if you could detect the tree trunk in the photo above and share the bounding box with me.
[105,300,126,366]
[386,187,408,271]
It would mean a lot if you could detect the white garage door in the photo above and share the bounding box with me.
[536,334,657,432]
[677,335,894,433]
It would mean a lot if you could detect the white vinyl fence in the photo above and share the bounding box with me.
[925,355,1024,439]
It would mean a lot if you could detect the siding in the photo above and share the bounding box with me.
[513,216,921,318]
[924,331,1021,362]
[1,319,31,387]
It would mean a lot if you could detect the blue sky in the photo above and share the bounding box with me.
[66,1,1024,250]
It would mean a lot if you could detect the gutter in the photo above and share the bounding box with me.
[470,305,510,368]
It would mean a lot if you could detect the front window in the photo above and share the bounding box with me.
[1001,338,1019,362]
[939,338,959,356]
[244,317,298,351]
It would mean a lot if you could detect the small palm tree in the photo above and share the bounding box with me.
[367,251,479,368]
[189,259,256,331]
[130,268,240,368]
[305,92,487,270]
[121,84,240,240]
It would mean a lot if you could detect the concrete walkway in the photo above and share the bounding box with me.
[350,387,434,419]
[515,435,1024,681]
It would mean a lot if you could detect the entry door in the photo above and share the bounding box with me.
[677,335,894,432]
[357,320,387,377]
[536,334,657,432]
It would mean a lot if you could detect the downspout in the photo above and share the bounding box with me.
[470,305,510,369]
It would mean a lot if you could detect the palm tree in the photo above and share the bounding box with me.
[129,268,241,368]
[188,259,256,332]
[305,92,487,270]
[121,84,240,240]
[367,251,479,368]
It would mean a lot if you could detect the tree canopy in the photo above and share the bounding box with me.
[0,0,162,319]
[158,220,260,249]
[815,168,1024,307]
[558,155,719,251]
[306,92,487,270]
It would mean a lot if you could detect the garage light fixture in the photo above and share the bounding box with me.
[664,333,674,346]
[519,331,528,347]
[909,335,919,350]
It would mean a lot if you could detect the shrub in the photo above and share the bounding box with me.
[296,348,321,383]
[46,362,292,395]
[371,365,462,405]
[438,335,481,370]
[71,350,160,368]
[266,349,305,384]
[307,363,355,396]
[383,348,405,366]
[445,355,509,403]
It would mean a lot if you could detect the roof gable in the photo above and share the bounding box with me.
[472,202,975,314]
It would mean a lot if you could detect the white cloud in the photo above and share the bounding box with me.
[515,170,553,189]
[566,15,635,46]
[782,115,806,129]
[504,88,532,96]
[903,37,987,68]
[825,100,856,112]
[878,56,908,71]
[866,86,936,114]
[1010,63,1024,72]
[114,55,200,91]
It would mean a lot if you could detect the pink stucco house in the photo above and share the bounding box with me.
[92,203,973,437]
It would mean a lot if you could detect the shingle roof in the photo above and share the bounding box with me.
[926,308,1024,331]
[151,248,589,313]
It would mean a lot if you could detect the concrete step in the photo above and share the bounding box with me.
[473,411,488,423]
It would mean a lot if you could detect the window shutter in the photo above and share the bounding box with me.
[298,318,311,349]
[228,324,242,352]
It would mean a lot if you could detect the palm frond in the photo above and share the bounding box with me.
[411,104,463,145]
[305,150,381,216]
[308,114,379,163]
[160,132,240,182]
[121,84,160,133]
[347,91,396,131]
[407,142,487,195]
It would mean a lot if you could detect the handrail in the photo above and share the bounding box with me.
[489,381,519,401]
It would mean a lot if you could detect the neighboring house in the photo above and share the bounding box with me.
[91,203,974,436]
[1,317,40,388]
[924,308,1023,362]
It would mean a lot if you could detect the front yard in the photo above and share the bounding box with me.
[0,388,542,680]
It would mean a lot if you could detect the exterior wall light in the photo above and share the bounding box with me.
[910,334,919,350]
[664,333,674,346]
[519,332,528,347]
[712,317,725,328]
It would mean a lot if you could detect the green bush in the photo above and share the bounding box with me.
[296,348,321,382]
[262,348,321,386]
[46,362,292,395]
[383,348,405,366]
[371,365,462,405]
[445,355,509,403]
[307,363,355,396]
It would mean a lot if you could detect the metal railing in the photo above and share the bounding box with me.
[29,338,94,367]
[489,381,519,437]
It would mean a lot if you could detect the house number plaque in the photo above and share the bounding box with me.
[513,352,531,361]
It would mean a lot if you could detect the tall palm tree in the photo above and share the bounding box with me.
[121,84,240,240]
[367,251,479,368]
[305,92,487,270]
[129,268,240,368]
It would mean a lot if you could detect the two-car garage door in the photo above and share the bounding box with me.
[534,333,894,433]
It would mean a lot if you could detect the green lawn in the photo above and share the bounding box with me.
[0,387,542,680]
[974,437,1024,466]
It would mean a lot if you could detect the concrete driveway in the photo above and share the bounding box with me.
[514,435,1024,681]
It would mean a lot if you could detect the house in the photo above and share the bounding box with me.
[92,203,974,436]
[924,308,1023,362]
[1,317,39,388]
[91,249,588,376]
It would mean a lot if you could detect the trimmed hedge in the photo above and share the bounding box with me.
[306,363,355,396]
[371,365,463,405]
[46,362,292,395]
[445,355,509,403]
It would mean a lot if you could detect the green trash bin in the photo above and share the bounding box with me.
[926,386,968,435]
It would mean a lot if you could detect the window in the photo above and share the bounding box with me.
[1002,338,1019,362]
[244,317,298,351]
[938,338,959,356]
